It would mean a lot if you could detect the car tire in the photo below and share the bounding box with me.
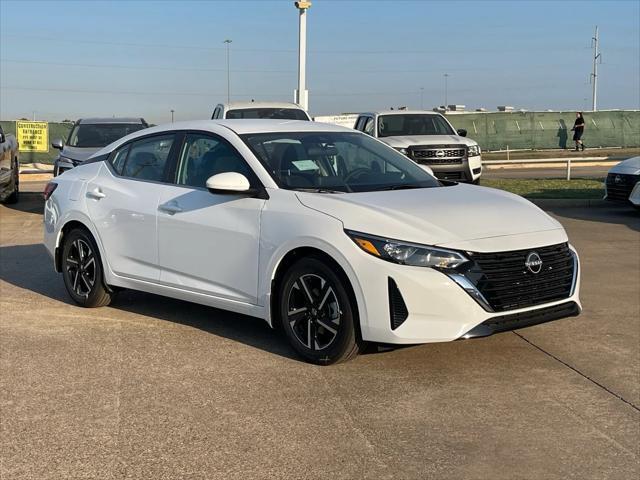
[4,160,19,204]
[278,257,361,365]
[472,178,481,185]
[61,228,113,307]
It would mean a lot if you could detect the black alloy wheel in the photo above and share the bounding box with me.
[279,257,361,364]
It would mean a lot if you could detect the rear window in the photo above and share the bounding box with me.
[226,108,309,120]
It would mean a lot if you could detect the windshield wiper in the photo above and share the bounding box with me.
[372,184,426,191]
[294,187,345,194]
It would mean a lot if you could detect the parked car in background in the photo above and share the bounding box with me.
[354,111,482,183]
[605,156,640,208]
[0,123,19,204]
[211,102,311,121]
[52,118,148,176]
[44,119,581,364]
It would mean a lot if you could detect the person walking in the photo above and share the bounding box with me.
[571,112,585,151]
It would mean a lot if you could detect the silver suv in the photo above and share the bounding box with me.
[52,118,148,176]
[354,111,482,183]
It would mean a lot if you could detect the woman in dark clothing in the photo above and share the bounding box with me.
[572,112,585,151]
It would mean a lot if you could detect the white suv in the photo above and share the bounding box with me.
[43,120,580,364]
[354,111,482,183]
[211,101,311,121]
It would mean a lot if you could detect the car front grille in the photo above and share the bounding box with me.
[463,243,575,312]
[410,145,466,165]
[606,173,639,202]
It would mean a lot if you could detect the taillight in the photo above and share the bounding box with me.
[43,182,58,201]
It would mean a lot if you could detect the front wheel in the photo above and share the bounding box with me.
[61,228,113,307]
[278,257,361,365]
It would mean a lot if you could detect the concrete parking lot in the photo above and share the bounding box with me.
[1,188,638,479]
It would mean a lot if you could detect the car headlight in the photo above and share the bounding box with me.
[394,147,408,156]
[345,230,469,270]
[468,145,481,157]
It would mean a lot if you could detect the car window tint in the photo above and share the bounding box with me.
[176,133,252,188]
[109,145,130,175]
[363,117,374,136]
[122,135,174,181]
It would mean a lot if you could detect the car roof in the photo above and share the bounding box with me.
[360,111,443,117]
[93,120,357,156]
[78,117,146,124]
[222,101,306,110]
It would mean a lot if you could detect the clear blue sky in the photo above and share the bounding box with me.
[1,0,638,123]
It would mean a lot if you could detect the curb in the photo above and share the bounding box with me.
[529,198,610,208]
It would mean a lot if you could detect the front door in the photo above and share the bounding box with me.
[157,132,265,304]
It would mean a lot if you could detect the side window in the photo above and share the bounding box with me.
[175,133,253,188]
[212,107,220,119]
[354,117,364,131]
[109,145,130,175]
[363,117,375,136]
[122,134,174,181]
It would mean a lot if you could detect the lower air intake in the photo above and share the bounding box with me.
[388,278,408,330]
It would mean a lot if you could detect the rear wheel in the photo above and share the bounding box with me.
[278,257,361,365]
[61,228,113,307]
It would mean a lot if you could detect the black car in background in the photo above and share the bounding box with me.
[52,118,148,176]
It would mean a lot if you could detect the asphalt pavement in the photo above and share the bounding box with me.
[1,192,638,479]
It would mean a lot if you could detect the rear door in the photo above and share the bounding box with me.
[157,131,265,304]
[85,133,178,281]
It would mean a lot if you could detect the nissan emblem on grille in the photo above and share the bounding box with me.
[435,150,445,158]
[525,252,543,274]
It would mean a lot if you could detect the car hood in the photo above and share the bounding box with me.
[296,184,566,251]
[60,146,102,163]
[380,135,477,148]
[609,156,640,175]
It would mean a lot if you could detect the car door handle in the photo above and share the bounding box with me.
[86,188,106,200]
[158,203,183,215]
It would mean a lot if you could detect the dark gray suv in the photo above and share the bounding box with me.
[52,118,148,176]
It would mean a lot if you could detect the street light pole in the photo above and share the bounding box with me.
[170,109,174,123]
[590,26,600,111]
[420,87,424,110]
[294,1,311,111]
[444,73,449,110]
[223,39,232,104]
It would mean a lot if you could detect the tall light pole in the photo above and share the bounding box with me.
[170,109,174,123]
[590,26,600,111]
[420,87,424,110]
[294,1,311,111]
[444,73,450,110]
[223,39,232,104]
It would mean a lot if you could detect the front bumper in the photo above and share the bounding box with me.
[410,155,482,182]
[352,240,581,345]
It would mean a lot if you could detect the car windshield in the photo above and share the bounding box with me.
[241,131,441,193]
[377,114,454,138]
[67,123,146,148]
[226,108,309,120]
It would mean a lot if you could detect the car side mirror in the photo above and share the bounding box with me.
[457,129,467,137]
[206,172,252,194]
[52,138,64,150]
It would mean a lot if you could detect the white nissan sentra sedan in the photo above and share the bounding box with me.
[44,120,581,364]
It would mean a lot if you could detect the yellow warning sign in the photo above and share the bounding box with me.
[16,121,49,152]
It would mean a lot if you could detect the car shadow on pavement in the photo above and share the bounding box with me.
[0,193,44,215]
[548,205,639,232]
[0,243,300,362]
